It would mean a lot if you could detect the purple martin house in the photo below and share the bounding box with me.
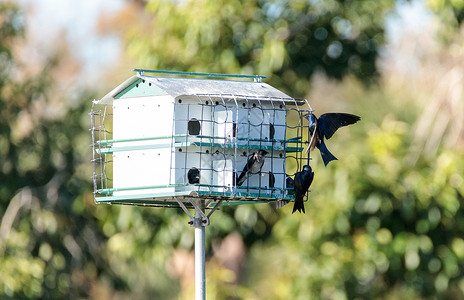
[90,70,312,209]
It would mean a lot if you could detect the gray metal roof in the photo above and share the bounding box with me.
[143,75,293,99]
[96,74,297,105]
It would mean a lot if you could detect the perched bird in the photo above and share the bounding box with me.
[187,167,200,184]
[276,174,294,209]
[292,165,314,214]
[232,170,238,186]
[236,150,268,186]
[305,113,360,166]
[286,174,295,195]
[269,171,275,188]
[269,123,275,140]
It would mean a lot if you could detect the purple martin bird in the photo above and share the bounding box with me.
[292,165,314,214]
[305,112,360,166]
[269,171,275,188]
[286,174,295,198]
[188,167,200,184]
[276,174,294,209]
[269,123,275,140]
[236,150,268,186]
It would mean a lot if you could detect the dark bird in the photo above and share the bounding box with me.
[276,174,294,209]
[269,171,275,188]
[188,167,200,184]
[269,123,275,140]
[236,150,268,186]
[292,165,314,214]
[305,112,360,166]
[286,174,295,195]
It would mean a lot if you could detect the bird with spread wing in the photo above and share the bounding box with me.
[305,113,360,166]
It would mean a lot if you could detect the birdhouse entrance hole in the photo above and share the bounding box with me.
[188,118,201,135]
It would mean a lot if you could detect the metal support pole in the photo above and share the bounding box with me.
[193,200,206,300]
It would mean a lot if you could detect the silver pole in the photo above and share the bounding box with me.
[194,201,206,300]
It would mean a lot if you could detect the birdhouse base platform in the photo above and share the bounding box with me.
[94,189,295,208]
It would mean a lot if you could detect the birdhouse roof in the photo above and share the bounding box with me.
[96,74,299,105]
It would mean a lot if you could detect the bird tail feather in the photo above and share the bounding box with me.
[236,172,247,186]
[319,142,337,166]
[292,195,305,214]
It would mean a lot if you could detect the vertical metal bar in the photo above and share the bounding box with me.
[269,97,276,196]
[209,95,214,193]
[90,104,98,195]
[102,105,110,191]
[99,109,105,190]
[282,97,288,171]
[221,95,227,195]
[198,95,205,195]
[185,103,190,186]
[169,100,177,186]
[194,200,206,300]
[232,95,239,196]
[257,99,262,198]
[246,96,251,193]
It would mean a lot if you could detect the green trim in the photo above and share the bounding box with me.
[95,134,305,154]
[196,184,290,191]
[96,184,292,197]
[95,141,302,154]
[196,135,302,144]
[286,136,302,141]
[95,191,294,206]
[96,184,188,195]
[115,78,167,98]
[197,191,294,200]
[114,78,141,99]
[133,69,266,81]
[192,142,302,152]
[96,142,192,154]
[97,134,188,146]
[95,198,286,208]
[97,135,303,145]
[95,191,194,202]
[97,183,293,196]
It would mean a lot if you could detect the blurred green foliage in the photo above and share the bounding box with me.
[0,3,125,299]
[428,0,464,27]
[1,0,464,299]
[126,0,395,97]
[246,93,464,299]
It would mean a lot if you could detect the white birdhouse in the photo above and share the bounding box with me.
[90,70,312,208]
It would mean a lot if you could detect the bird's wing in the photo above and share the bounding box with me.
[269,123,275,140]
[293,173,303,191]
[236,154,256,184]
[319,113,361,140]
[241,154,256,173]
[286,176,294,188]
[304,171,314,191]
[269,172,275,187]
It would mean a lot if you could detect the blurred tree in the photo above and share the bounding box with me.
[101,0,395,97]
[427,0,464,28]
[2,0,463,299]
[97,0,464,299]
[246,108,464,299]
[0,3,129,299]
